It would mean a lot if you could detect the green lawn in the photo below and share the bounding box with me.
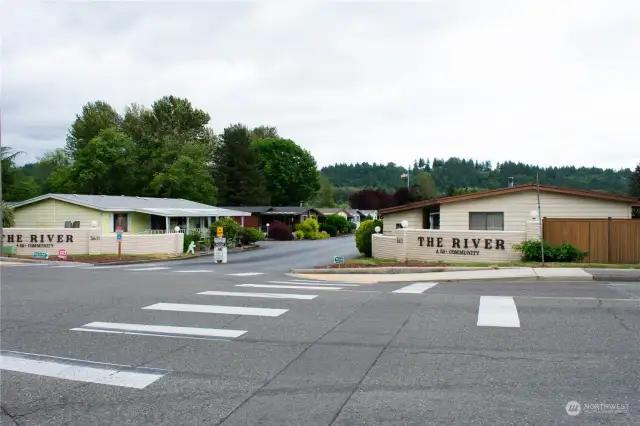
[346,257,640,269]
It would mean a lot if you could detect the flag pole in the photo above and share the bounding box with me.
[407,165,410,189]
[536,172,544,264]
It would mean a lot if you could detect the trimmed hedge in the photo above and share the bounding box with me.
[210,217,242,247]
[240,227,265,245]
[355,219,383,257]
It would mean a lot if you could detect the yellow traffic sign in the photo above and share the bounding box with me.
[216,227,224,237]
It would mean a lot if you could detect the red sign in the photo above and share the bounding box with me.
[58,249,68,260]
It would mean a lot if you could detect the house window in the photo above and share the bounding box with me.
[469,212,504,231]
[113,213,129,232]
[396,223,403,229]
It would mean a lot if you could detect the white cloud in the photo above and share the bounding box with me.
[2,0,639,171]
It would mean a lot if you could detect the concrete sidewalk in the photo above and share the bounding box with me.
[289,267,640,283]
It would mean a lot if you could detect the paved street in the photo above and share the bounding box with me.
[2,242,639,425]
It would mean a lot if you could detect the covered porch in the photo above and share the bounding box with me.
[137,207,251,237]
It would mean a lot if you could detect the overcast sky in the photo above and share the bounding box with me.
[3,0,639,170]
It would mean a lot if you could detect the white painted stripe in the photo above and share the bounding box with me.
[477,296,520,328]
[392,282,438,294]
[0,351,167,389]
[198,290,317,300]
[267,281,360,287]
[126,267,170,271]
[171,270,213,273]
[51,264,83,268]
[142,302,287,317]
[225,272,264,276]
[71,321,246,339]
[237,284,343,291]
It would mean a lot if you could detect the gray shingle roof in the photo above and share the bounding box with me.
[10,194,250,217]
[218,206,273,214]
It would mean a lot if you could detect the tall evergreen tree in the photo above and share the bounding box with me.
[630,162,640,197]
[214,124,269,206]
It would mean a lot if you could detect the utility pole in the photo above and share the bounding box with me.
[536,172,544,264]
[407,164,410,189]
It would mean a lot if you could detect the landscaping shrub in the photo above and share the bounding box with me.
[513,239,588,262]
[240,227,265,245]
[321,224,338,237]
[297,217,319,239]
[348,221,357,232]
[269,220,294,241]
[324,214,350,234]
[294,230,305,240]
[355,219,383,257]
[183,231,203,252]
[210,217,242,247]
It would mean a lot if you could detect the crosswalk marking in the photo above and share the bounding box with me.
[126,267,170,271]
[266,281,360,287]
[392,282,438,294]
[477,296,520,328]
[198,290,317,300]
[71,321,246,339]
[237,284,343,291]
[0,350,168,389]
[226,272,264,276]
[141,302,288,317]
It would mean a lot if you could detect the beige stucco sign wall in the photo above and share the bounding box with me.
[3,228,184,256]
[372,224,542,263]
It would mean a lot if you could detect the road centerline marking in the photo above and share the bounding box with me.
[477,296,520,328]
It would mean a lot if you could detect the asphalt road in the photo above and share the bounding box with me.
[2,242,639,425]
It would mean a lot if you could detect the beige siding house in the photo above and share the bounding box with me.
[380,184,638,234]
[10,194,250,236]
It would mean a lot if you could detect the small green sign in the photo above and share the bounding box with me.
[33,252,49,259]
[333,256,345,264]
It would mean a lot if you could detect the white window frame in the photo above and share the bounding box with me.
[469,212,504,231]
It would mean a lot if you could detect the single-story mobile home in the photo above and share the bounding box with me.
[9,194,250,236]
[374,184,639,264]
[379,184,638,234]
[222,206,324,231]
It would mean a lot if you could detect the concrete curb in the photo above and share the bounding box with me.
[287,273,599,284]
[1,257,94,266]
[291,266,519,275]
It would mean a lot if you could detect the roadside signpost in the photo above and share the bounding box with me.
[116,224,124,260]
[334,256,345,265]
[214,233,227,263]
[33,252,49,259]
[58,249,68,260]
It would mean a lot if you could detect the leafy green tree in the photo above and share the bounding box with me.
[2,202,15,227]
[65,101,122,157]
[210,216,242,247]
[253,138,320,206]
[214,124,269,205]
[69,127,136,195]
[314,174,336,207]
[250,125,279,142]
[1,147,39,201]
[413,171,438,200]
[150,144,217,205]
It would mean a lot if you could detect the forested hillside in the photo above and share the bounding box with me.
[322,157,633,199]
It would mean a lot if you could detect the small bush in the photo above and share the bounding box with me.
[269,220,294,241]
[321,224,338,237]
[297,217,319,239]
[210,217,242,247]
[348,221,357,232]
[325,214,350,234]
[355,219,383,257]
[294,230,305,240]
[317,231,330,239]
[240,227,265,245]
[513,239,588,262]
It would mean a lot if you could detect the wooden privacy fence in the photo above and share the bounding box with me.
[543,218,640,264]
